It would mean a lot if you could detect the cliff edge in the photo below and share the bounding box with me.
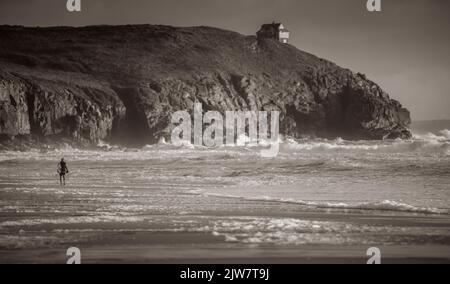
[0,25,411,148]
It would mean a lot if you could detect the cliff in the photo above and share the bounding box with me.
[0,25,411,148]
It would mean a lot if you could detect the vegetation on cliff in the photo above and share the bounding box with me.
[0,24,411,148]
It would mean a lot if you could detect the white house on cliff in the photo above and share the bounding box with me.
[257,22,290,44]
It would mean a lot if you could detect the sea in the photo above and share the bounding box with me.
[0,120,449,262]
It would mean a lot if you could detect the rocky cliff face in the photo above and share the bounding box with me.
[0,70,125,147]
[0,25,411,148]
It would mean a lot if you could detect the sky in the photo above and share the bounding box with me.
[0,0,449,121]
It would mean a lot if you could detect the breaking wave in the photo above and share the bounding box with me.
[1,129,449,162]
[191,190,449,215]
[282,130,450,154]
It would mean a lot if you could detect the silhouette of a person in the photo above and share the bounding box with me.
[57,158,69,186]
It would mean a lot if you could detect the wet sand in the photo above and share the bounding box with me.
[1,206,450,264]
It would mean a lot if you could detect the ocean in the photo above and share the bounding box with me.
[0,120,449,263]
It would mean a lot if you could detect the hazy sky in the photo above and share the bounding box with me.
[0,0,449,120]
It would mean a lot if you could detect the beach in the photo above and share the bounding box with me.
[1,126,450,263]
[1,207,449,263]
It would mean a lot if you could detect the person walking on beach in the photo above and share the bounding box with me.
[57,158,69,186]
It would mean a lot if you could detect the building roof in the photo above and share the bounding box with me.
[260,22,289,32]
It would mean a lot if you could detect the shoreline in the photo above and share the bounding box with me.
[2,242,450,264]
[1,207,450,264]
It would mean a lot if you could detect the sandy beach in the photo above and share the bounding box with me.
[1,189,450,263]
[1,209,450,263]
[1,134,449,263]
